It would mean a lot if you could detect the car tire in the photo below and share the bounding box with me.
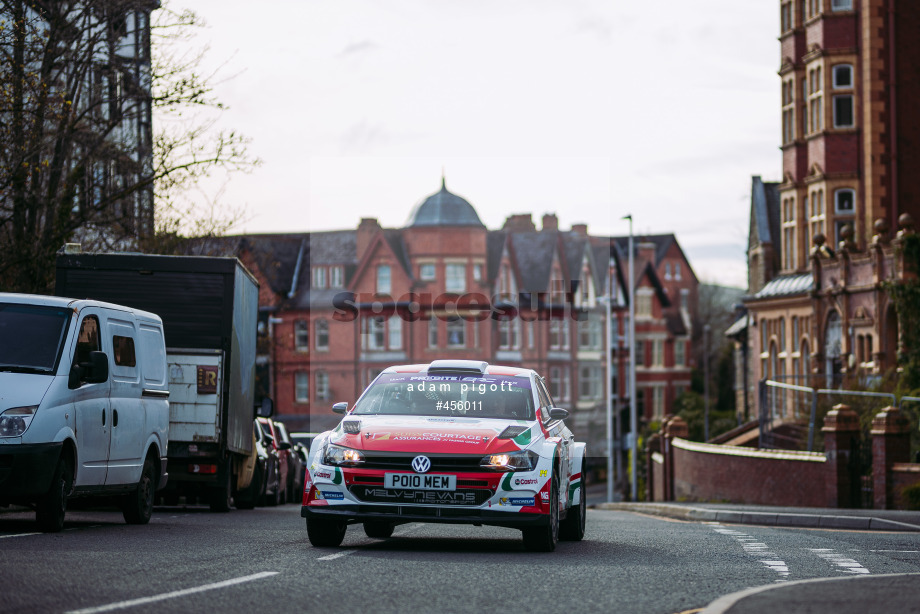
[522,466,559,552]
[559,461,586,541]
[37,455,73,533]
[123,458,155,525]
[307,517,347,547]
[363,521,395,539]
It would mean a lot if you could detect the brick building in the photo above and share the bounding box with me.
[206,179,699,459]
[736,0,920,408]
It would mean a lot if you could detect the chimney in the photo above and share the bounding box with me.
[637,241,657,269]
[502,214,536,232]
[542,213,558,231]
[357,217,381,261]
[571,223,588,236]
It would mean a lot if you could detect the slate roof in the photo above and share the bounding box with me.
[750,175,781,250]
[752,273,813,299]
[509,230,559,292]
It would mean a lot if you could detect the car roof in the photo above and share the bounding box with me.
[380,361,533,378]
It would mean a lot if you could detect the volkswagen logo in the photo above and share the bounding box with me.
[411,455,431,473]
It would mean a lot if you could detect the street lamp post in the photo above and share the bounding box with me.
[624,214,638,502]
[704,323,711,442]
[603,280,614,503]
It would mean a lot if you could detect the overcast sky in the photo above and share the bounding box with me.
[169,0,781,288]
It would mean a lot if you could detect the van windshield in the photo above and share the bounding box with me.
[0,303,73,374]
[352,373,535,420]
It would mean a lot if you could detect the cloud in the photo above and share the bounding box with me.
[338,40,378,57]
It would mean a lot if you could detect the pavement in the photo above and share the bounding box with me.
[590,497,920,613]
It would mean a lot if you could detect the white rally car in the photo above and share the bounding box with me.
[300,360,586,551]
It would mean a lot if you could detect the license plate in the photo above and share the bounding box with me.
[384,473,457,491]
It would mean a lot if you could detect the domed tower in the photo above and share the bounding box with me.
[403,177,488,297]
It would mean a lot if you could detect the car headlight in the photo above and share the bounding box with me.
[0,406,38,438]
[480,449,539,472]
[322,443,365,466]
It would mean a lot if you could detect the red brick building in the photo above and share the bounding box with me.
[737,0,920,409]
[208,180,699,459]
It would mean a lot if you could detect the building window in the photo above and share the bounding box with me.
[831,0,852,10]
[315,371,329,401]
[833,95,854,128]
[808,65,823,134]
[528,321,535,349]
[782,78,795,144]
[781,2,792,32]
[549,320,570,350]
[779,317,786,353]
[499,319,521,350]
[446,317,465,347]
[807,0,821,18]
[312,267,326,289]
[635,339,646,368]
[295,320,309,352]
[652,387,665,419]
[782,195,797,270]
[809,188,825,242]
[675,340,685,366]
[549,366,570,402]
[295,372,309,403]
[835,189,855,214]
[330,266,344,288]
[445,263,466,293]
[428,318,438,348]
[579,366,601,400]
[420,263,435,281]
[578,318,601,350]
[674,262,682,280]
[472,264,482,282]
[636,290,653,318]
[388,315,402,350]
[377,264,391,294]
[679,289,689,311]
[651,339,664,367]
[362,317,386,351]
[664,262,672,280]
[315,319,329,350]
[833,64,853,89]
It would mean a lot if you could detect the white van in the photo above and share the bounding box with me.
[0,293,169,531]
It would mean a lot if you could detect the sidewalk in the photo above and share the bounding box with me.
[592,500,920,532]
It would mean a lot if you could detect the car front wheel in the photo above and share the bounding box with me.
[307,517,347,547]
[522,467,559,552]
[559,462,586,541]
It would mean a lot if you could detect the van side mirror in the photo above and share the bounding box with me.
[332,402,348,415]
[85,351,109,383]
[256,397,274,418]
[548,407,569,421]
[68,362,85,389]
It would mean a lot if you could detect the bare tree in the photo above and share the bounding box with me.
[0,0,257,292]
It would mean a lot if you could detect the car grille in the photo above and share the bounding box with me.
[359,452,486,472]
[350,475,489,488]
[349,485,492,506]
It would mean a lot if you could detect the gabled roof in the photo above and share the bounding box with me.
[308,230,356,265]
[509,230,559,292]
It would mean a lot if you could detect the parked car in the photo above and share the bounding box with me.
[235,419,281,509]
[301,359,587,551]
[257,417,290,504]
[274,421,304,503]
[0,293,170,531]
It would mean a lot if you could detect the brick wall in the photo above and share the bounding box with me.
[669,439,827,506]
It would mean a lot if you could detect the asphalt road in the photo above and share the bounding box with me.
[1,503,919,614]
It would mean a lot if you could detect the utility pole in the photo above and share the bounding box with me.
[624,214,637,502]
[704,323,711,442]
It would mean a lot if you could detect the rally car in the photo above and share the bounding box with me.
[300,360,586,552]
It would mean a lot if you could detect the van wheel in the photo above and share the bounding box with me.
[37,456,72,533]
[209,462,232,513]
[123,458,155,524]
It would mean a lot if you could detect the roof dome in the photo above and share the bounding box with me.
[406,177,485,228]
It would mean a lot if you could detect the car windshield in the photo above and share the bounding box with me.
[352,373,535,420]
[0,303,72,374]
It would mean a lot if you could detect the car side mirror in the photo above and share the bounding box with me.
[278,441,292,451]
[332,402,348,415]
[84,351,109,384]
[256,397,274,418]
[548,407,569,421]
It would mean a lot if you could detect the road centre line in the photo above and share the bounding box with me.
[317,550,356,561]
[0,532,40,539]
[64,571,279,614]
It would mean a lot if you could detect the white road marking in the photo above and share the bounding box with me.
[317,550,357,561]
[64,571,279,614]
[0,532,40,539]
[808,548,870,574]
[870,550,920,554]
[710,525,791,580]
